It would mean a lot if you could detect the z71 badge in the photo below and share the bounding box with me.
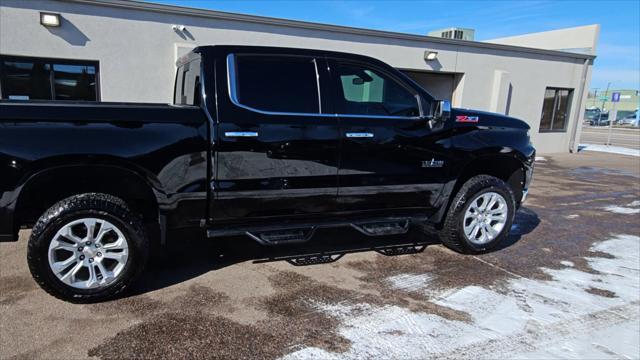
[455,115,479,123]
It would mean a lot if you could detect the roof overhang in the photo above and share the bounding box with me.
[63,0,595,61]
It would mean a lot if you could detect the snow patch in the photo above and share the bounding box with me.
[386,273,432,292]
[565,214,580,219]
[560,261,574,267]
[535,156,547,162]
[579,143,640,157]
[604,205,640,214]
[281,234,640,360]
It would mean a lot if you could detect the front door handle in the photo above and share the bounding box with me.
[224,131,258,138]
[345,132,374,138]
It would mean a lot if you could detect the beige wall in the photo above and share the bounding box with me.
[0,0,595,153]
[487,24,600,55]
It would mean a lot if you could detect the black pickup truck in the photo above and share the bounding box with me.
[0,45,535,302]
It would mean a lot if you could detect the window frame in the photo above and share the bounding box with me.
[0,54,100,101]
[226,53,325,116]
[327,57,424,120]
[539,86,573,133]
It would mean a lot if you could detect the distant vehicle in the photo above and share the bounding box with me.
[584,107,601,122]
[617,111,639,127]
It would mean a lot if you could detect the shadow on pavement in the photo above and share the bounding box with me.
[130,207,540,297]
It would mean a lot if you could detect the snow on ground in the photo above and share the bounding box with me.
[535,156,547,162]
[281,234,640,359]
[604,201,640,215]
[579,143,640,157]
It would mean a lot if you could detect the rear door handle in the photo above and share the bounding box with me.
[224,131,258,137]
[345,132,374,138]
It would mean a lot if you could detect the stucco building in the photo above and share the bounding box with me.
[0,0,599,153]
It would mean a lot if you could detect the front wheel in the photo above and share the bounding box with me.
[27,193,149,303]
[439,175,516,254]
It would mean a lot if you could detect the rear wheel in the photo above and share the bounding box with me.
[27,193,148,303]
[439,175,516,254]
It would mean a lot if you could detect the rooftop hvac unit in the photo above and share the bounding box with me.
[428,28,475,41]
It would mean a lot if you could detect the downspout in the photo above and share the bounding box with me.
[569,58,591,153]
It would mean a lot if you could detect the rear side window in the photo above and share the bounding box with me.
[232,55,321,114]
[174,59,201,106]
[333,61,420,117]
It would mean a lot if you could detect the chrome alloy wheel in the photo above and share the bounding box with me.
[463,191,508,245]
[47,218,129,289]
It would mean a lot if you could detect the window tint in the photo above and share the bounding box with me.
[234,55,320,114]
[0,56,98,101]
[334,62,419,117]
[52,64,97,101]
[174,59,201,106]
[539,87,573,132]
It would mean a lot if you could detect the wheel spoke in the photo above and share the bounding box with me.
[51,256,77,274]
[95,223,114,245]
[62,227,83,244]
[59,262,83,284]
[102,237,127,250]
[96,261,112,281]
[103,250,128,262]
[485,224,499,238]
[464,219,478,236]
[85,264,98,288]
[84,218,98,242]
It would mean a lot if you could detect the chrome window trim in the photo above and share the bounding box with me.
[225,53,422,120]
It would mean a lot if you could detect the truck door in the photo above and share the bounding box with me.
[212,52,340,221]
[328,58,451,215]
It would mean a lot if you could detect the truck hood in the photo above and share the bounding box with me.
[450,108,530,130]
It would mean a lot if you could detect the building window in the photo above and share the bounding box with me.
[0,55,99,101]
[539,87,572,132]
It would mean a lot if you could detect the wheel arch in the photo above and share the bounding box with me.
[15,163,162,230]
[431,152,527,228]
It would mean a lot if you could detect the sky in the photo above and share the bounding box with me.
[150,0,639,90]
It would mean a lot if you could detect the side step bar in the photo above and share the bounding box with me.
[207,218,418,245]
[244,227,316,246]
[254,242,428,266]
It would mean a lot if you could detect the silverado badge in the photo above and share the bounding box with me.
[421,158,445,168]
[455,115,479,123]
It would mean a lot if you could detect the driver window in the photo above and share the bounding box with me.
[334,62,420,117]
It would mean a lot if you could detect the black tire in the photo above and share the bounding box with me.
[27,193,148,303]
[439,175,516,254]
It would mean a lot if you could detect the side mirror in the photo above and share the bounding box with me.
[435,100,451,121]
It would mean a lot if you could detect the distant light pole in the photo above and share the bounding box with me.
[591,88,598,106]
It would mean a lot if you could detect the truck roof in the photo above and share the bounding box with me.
[176,45,391,68]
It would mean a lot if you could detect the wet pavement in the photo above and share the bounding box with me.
[1,151,639,359]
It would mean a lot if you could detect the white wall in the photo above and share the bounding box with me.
[0,0,595,153]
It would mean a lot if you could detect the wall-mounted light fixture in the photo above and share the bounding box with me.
[40,12,61,27]
[424,51,438,61]
[172,24,186,31]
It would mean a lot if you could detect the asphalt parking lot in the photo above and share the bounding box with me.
[581,126,640,150]
[1,151,639,359]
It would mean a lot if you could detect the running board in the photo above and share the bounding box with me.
[207,217,422,245]
[253,241,430,266]
[350,220,410,236]
[244,227,316,246]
